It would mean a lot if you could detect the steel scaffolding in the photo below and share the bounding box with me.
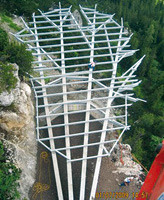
[13,3,145,200]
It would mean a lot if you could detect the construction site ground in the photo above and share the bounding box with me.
[29,113,141,200]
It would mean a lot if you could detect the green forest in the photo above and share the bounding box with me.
[0,0,163,198]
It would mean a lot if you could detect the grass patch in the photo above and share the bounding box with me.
[0,103,17,113]
[0,62,18,94]
[45,78,51,84]
[0,13,22,31]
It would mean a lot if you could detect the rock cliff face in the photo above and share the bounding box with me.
[111,143,145,186]
[0,64,37,199]
[112,144,142,175]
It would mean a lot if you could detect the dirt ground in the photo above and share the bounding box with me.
[96,157,140,200]
[29,113,140,200]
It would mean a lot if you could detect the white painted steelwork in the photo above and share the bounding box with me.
[13,3,145,200]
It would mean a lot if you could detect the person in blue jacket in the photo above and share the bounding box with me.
[88,61,96,70]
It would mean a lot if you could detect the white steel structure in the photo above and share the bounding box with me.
[13,3,145,200]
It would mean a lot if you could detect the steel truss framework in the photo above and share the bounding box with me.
[13,3,145,200]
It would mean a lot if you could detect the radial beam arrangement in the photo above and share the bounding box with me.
[13,3,145,200]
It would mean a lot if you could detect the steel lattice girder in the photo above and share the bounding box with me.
[13,3,145,200]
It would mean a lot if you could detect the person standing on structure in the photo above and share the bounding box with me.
[88,61,96,70]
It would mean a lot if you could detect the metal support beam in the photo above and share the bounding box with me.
[32,12,64,200]
[80,5,97,199]
[59,3,74,199]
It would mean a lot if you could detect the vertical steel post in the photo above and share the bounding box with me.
[59,2,74,200]
[80,5,97,200]
[32,13,64,200]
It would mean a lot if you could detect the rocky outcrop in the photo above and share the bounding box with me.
[0,91,15,106]
[0,64,36,200]
[70,9,83,28]
[111,143,144,184]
